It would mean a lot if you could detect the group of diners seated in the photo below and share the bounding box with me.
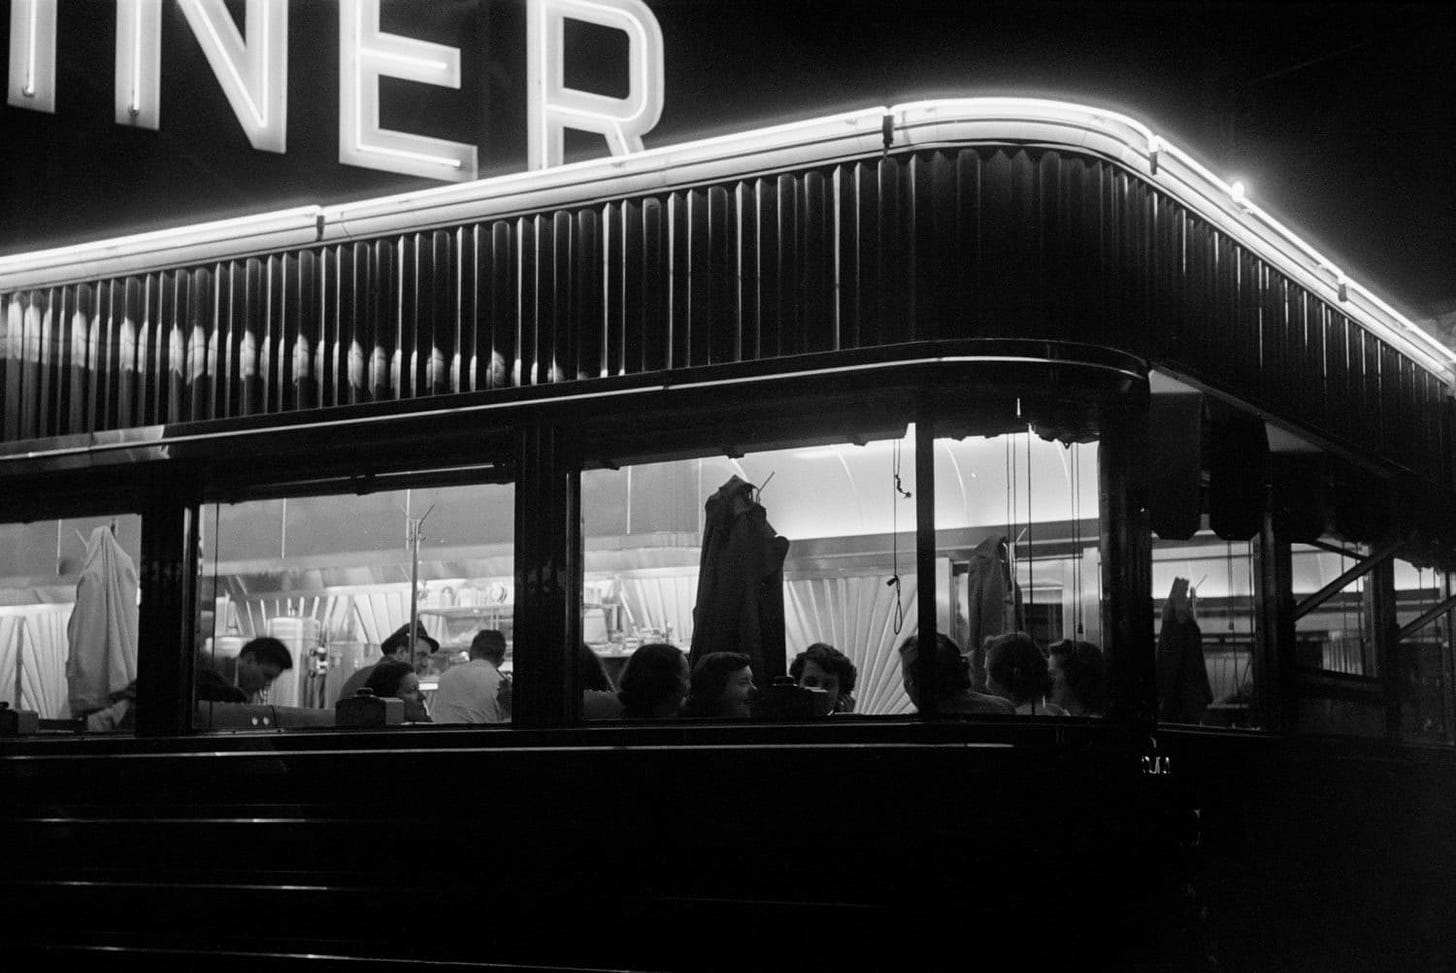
[584,631,1105,721]
[198,621,1104,724]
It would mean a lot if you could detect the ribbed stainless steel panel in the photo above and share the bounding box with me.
[1,147,1449,488]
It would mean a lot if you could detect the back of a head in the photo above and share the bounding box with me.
[470,629,507,663]
[618,643,686,716]
[1050,639,1107,714]
[684,651,752,717]
[986,632,1051,704]
[789,642,858,696]
[241,636,293,673]
[365,659,414,698]
[898,633,971,701]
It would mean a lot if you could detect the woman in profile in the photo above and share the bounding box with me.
[365,659,433,723]
[985,632,1066,716]
[682,652,755,719]
[614,642,690,720]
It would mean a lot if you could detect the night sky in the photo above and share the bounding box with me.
[2,1,1451,321]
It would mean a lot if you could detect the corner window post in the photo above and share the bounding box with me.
[1256,500,1297,734]
[1374,556,1400,741]
[1099,394,1154,728]
[135,468,201,737]
[513,422,580,729]
[914,390,939,716]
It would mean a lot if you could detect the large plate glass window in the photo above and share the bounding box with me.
[934,421,1102,719]
[1291,537,1384,737]
[1394,557,1453,746]
[195,475,514,732]
[0,513,144,733]
[1151,530,1260,729]
[580,425,918,721]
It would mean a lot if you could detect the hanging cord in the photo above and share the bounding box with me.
[1025,430,1034,634]
[1006,435,1017,572]
[888,438,913,633]
[1226,540,1238,696]
[1005,436,1013,552]
[1246,542,1256,698]
[1071,443,1084,636]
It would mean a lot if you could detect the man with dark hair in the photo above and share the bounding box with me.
[196,636,294,704]
[789,642,858,713]
[898,633,1015,716]
[431,629,510,723]
[336,623,439,703]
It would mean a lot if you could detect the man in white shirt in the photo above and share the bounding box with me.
[431,629,510,723]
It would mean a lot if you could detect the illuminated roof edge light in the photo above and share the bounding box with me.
[0,97,1450,376]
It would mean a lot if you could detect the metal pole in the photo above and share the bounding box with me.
[406,505,435,656]
[409,518,420,652]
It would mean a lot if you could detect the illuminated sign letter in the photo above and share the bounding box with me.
[176,0,288,153]
[339,0,477,182]
[527,0,664,170]
[115,0,162,129]
[7,0,57,113]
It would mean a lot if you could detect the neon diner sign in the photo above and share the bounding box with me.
[6,0,665,180]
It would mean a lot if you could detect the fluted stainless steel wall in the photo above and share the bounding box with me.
[2,146,1449,487]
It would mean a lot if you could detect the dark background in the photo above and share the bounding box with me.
[2,1,1451,322]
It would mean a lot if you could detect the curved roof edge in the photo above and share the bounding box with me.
[2,97,1451,378]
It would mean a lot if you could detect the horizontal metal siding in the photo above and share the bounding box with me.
[1,147,1449,487]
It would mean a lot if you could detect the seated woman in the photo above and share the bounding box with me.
[1048,639,1106,717]
[898,634,1015,716]
[683,652,755,719]
[984,632,1067,716]
[364,659,433,723]
[612,642,690,720]
[789,642,858,714]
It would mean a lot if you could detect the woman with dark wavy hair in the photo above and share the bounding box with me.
[682,651,755,719]
[616,643,689,719]
[789,642,858,713]
[364,659,432,723]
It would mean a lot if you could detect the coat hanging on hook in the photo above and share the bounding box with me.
[690,475,790,682]
[65,526,139,718]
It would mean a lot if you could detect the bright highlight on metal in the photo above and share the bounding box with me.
[1,97,1451,375]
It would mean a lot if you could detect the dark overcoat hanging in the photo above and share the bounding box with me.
[689,476,790,681]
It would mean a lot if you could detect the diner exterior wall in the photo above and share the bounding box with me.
[1,145,1449,489]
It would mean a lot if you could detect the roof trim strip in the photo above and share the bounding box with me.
[2,97,1450,376]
